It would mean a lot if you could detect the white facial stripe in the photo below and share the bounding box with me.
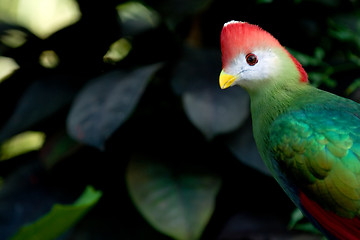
[225,49,279,84]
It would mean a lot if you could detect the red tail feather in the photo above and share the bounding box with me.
[300,191,360,240]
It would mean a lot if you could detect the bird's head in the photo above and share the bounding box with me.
[219,21,308,91]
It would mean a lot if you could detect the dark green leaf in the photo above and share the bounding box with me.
[172,48,249,139]
[183,87,249,139]
[0,75,77,142]
[117,2,161,36]
[329,17,360,47]
[146,0,213,28]
[67,63,163,149]
[294,223,322,234]
[40,130,82,168]
[126,155,221,240]
[257,0,273,3]
[11,185,102,240]
[314,47,325,61]
[288,208,322,235]
[346,78,360,95]
[288,49,321,67]
[288,208,304,229]
[220,212,297,239]
[227,120,271,175]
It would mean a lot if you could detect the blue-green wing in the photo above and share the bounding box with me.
[270,104,360,218]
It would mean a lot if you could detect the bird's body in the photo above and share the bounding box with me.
[253,82,360,239]
[220,21,360,239]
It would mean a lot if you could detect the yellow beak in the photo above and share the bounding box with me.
[219,70,237,89]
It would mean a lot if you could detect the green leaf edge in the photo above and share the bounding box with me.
[126,157,221,240]
[11,185,102,240]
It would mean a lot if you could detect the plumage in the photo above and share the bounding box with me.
[219,21,360,239]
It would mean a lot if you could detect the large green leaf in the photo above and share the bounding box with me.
[126,155,221,240]
[67,63,163,149]
[0,75,77,142]
[172,47,249,139]
[11,185,102,240]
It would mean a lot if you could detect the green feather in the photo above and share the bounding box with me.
[263,90,360,218]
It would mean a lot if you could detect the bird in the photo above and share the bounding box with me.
[219,20,360,240]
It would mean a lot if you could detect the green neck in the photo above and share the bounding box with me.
[250,81,311,132]
[246,49,312,171]
[250,81,313,171]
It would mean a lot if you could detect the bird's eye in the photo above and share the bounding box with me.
[246,53,258,66]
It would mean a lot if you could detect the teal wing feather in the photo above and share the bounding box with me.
[270,103,360,218]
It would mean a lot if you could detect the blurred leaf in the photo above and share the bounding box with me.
[172,48,249,139]
[117,2,161,36]
[322,76,337,88]
[308,72,323,87]
[0,29,28,48]
[314,47,325,61]
[40,130,81,169]
[67,63,163,149]
[146,0,213,28]
[0,75,77,142]
[227,120,271,176]
[0,0,81,38]
[0,56,19,83]
[288,208,304,229]
[11,185,102,240]
[294,222,322,234]
[308,71,337,88]
[346,78,360,96]
[183,88,249,140]
[329,17,360,47]
[126,155,221,240]
[257,0,273,3]
[0,131,45,161]
[288,48,322,67]
[218,212,321,239]
[103,38,132,64]
[310,0,339,7]
[349,53,360,67]
[288,208,322,235]
[0,161,75,238]
[0,23,34,54]
[39,50,60,69]
[288,48,340,88]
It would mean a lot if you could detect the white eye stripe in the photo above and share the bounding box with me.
[224,49,279,83]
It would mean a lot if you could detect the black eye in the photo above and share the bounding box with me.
[246,53,258,66]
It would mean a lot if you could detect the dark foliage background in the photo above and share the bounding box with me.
[1,0,360,239]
